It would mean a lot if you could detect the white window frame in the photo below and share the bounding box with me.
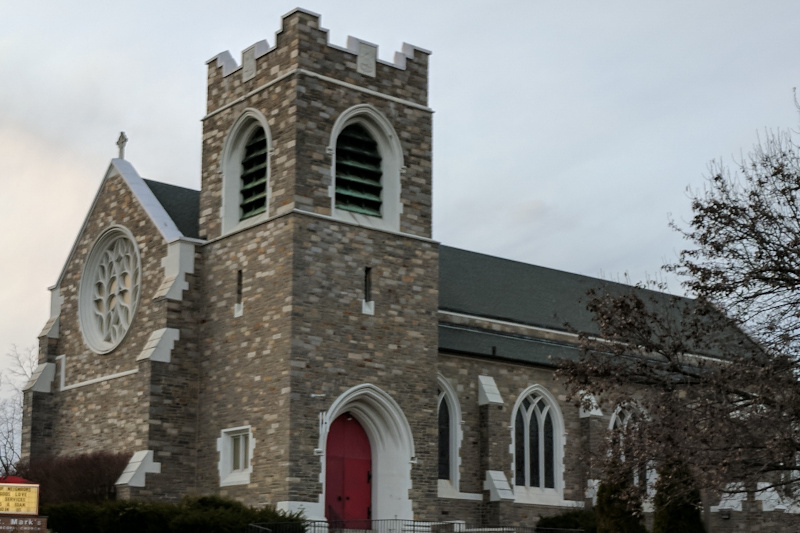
[328,104,404,233]
[217,425,254,487]
[609,407,657,502]
[511,385,565,505]
[436,374,462,494]
[220,108,273,235]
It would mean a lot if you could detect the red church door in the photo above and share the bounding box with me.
[326,413,372,528]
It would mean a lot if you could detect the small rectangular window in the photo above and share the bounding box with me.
[218,426,253,486]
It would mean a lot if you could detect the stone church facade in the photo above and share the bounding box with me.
[20,8,794,531]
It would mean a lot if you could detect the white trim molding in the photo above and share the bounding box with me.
[478,375,503,406]
[155,241,196,301]
[23,363,56,393]
[116,450,161,488]
[39,286,63,339]
[217,425,255,487]
[136,328,180,364]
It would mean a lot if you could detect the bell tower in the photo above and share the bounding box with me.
[196,9,439,521]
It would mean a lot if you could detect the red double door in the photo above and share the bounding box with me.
[325,413,372,528]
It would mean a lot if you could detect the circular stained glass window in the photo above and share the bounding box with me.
[79,226,141,354]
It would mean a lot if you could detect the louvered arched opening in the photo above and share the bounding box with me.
[335,124,383,217]
[240,127,268,220]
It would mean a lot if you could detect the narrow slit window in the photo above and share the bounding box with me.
[236,270,243,305]
[335,124,382,217]
[364,267,372,302]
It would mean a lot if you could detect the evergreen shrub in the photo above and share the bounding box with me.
[535,509,597,532]
[42,495,304,533]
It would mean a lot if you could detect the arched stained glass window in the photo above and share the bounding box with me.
[514,390,559,489]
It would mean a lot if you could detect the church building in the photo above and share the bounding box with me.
[21,8,775,531]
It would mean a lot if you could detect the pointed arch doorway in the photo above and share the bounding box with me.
[326,413,372,527]
[321,384,415,524]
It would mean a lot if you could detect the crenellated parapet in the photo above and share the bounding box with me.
[204,8,431,116]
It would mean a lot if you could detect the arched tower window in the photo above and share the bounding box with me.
[220,108,272,234]
[240,127,268,220]
[335,124,383,217]
[512,385,564,495]
[329,105,403,233]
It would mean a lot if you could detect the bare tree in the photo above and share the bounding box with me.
[0,345,36,476]
[558,128,800,503]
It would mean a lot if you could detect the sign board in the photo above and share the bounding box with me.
[0,485,38,516]
[0,516,47,532]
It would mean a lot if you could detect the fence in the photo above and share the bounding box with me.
[248,520,583,533]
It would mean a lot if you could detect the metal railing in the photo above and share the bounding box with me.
[248,520,583,533]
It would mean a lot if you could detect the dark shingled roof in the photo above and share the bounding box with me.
[143,180,200,239]
[437,245,699,366]
[438,245,622,335]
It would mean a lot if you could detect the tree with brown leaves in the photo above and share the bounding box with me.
[558,128,800,506]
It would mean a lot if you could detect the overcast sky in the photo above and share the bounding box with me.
[1,1,799,372]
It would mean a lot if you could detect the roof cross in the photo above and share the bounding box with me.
[117,132,128,160]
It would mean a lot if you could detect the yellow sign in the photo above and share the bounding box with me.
[0,484,39,516]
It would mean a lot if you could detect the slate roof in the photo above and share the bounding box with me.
[142,179,200,239]
[437,245,698,366]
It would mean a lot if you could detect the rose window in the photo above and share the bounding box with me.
[79,227,141,354]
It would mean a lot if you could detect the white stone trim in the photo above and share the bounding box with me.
[241,40,269,82]
[203,68,433,123]
[437,480,482,501]
[478,375,503,406]
[438,310,581,342]
[57,353,138,392]
[437,374,462,490]
[155,241,196,301]
[204,209,438,246]
[578,391,603,418]
[217,425,255,487]
[23,363,55,393]
[361,299,375,315]
[328,104,404,233]
[276,500,325,522]
[320,384,415,520]
[136,328,180,364]
[116,450,161,488]
[220,108,273,236]
[510,384,566,500]
[39,286,63,339]
[484,470,514,501]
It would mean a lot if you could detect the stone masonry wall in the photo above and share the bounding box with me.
[199,9,431,241]
[286,214,440,517]
[437,352,585,527]
[194,216,295,506]
[30,174,170,459]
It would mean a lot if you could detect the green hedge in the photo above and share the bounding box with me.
[536,509,597,532]
[42,495,304,533]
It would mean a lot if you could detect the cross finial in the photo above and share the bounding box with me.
[117,131,128,159]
